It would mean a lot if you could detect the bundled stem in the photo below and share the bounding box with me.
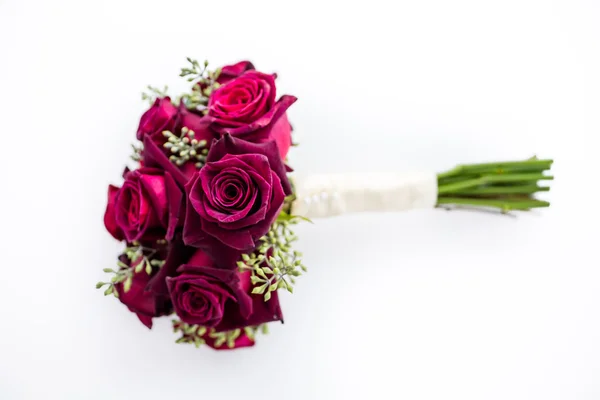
[436,157,553,212]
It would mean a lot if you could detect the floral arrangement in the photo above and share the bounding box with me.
[100,58,553,351]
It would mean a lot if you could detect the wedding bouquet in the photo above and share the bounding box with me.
[100,59,553,350]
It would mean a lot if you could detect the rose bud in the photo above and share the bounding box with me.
[104,167,183,243]
[207,70,297,159]
[183,134,292,262]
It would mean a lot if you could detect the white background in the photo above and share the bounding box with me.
[1,0,599,399]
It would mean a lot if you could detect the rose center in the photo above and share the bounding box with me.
[224,183,239,199]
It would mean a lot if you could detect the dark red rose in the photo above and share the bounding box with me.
[136,97,178,141]
[167,254,252,328]
[207,70,296,159]
[115,256,172,329]
[104,185,124,241]
[167,249,283,330]
[104,167,183,243]
[238,269,283,326]
[183,135,292,258]
[137,98,215,164]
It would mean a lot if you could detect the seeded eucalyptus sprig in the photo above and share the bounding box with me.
[96,242,165,297]
[130,142,143,162]
[179,58,222,112]
[141,85,169,105]
[238,212,310,301]
[172,320,268,349]
[162,127,209,168]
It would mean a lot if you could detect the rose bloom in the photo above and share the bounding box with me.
[167,249,283,330]
[136,97,178,142]
[115,255,172,329]
[137,99,214,151]
[136,61,256,153]
[183,134,292,263]
[207,70,297,159]
[104,167,183,242]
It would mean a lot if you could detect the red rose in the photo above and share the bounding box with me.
[167,253,252,328]
[137,99,215,161]
[207,71,296,159]
[183,135,292,262]
[115,256,172,329]
[167,249,283,330]
[104,167,183,242]
[104,185,124,241]
[136,97,178,142]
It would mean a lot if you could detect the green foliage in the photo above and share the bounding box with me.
[238,213,310,301]
[179,58,222,112]
[130,142,143,162]
[162,127,209,168]
[141,85,169,105]
[172,320,268,349]
[96,242,165,297]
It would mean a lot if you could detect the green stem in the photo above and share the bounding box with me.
[437,159,553,179]
[436,158,553,212]
[438,173,553,194]
[448,185,549,195]
[437,197,550,211]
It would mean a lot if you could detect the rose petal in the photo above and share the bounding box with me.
[104,185,124,241]
[207,134,292,195]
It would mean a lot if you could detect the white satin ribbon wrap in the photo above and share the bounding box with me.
[290,172,438,219]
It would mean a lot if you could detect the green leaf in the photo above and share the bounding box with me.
[256,268,267,279]
[123,277,132,293]
[184,325,196,335]
[250,275,264,285]
[96,282,105,289]
[264,291,272,302]
[252,284,268,295]
[103,268,115,273]
[134,261,144,273]
[292,215,313,224]
[268,283,278,292]
[214,336,226,348]
[287,285,294,294]
[145,260,152,275]
[262,266,273,274]
[261,324,269,335]
[104,286,113,296]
